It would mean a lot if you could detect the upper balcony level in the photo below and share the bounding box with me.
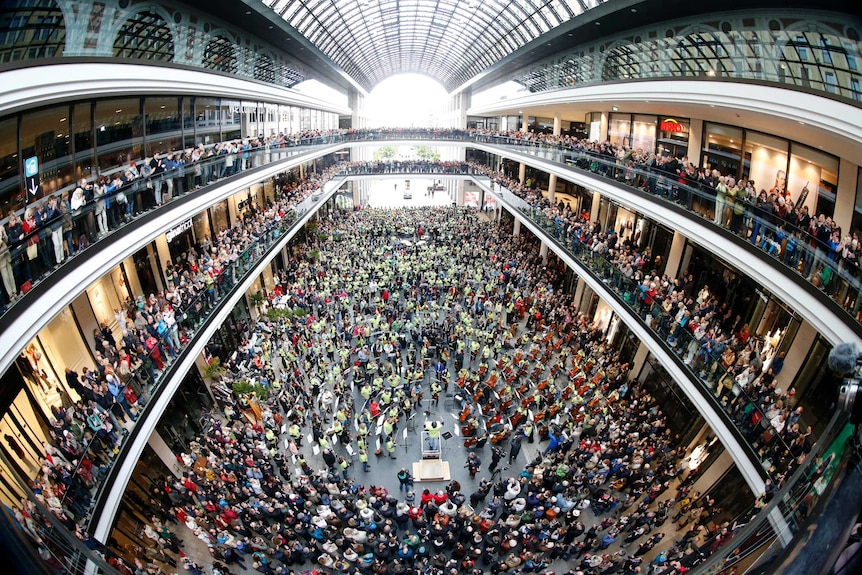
[0,0,357,94]
[481,8,862,106]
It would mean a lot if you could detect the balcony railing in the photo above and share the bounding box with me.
[7,129,856,334]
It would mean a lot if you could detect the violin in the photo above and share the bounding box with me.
[459,406,471,422]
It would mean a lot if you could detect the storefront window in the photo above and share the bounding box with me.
[183,97,196,148]
[195,97,221,145]
[211,199,229,233]
[221,99,241,141]
[39,306,93,374]
[702,123,743,176]
[657,117,690,159]
[144,96,182,157]
[20,105,74,198]
[631,115,657,153]
[72,102,94,182]
[608,113,632,148]
[242,101,261,138]
[279,105,292,134]
[743,132,789,196]
[95,98,143,172]
[192,211,211,245]
[291,107,300,134]
[0,117,20,214]
[789,144,839,218]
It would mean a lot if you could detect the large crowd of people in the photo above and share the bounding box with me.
[10,162,338,570]
[84,206,758,575]
[0,129,340,309]
[466,161,811,484]
[4,130,832,575]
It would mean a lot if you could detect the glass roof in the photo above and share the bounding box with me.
[259,0,607,92]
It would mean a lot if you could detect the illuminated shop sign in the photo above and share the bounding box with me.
[660,118,686,133]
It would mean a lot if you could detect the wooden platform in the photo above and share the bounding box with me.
[412,459,451,482]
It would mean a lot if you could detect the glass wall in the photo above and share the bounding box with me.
[788,144,839,219]
[72,102,94,182]
[743,132,789,198]
[657,117,690,159]
[20,106,74,199]
[0,117,19,215]
[705,123,841,219]
[144,96,181,157]
[605,113,674,156]
[631,114,657,153]
[95,97,143,173]
[608,112,632,148]
[702,123,743,176]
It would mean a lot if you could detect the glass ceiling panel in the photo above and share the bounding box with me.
[257,0,608,91]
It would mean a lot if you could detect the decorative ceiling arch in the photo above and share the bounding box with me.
[258,0,608,92]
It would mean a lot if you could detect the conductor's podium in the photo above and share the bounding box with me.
[413,459,451,481]
[413,428,451,481]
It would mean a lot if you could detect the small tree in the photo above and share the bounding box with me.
[249,290,265,313]
[414,145,440,161]
[202,357,226,381]
[232,379,254,396]
[374,145,398,162]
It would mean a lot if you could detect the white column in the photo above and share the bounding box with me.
[687,118,704,166]
[548,173,557,205]
[148,431,184,478]
[519,162,526,185]
[553,114,562,136]
[590,191,601,223]
[833,157,859,239]
[513,219,521,237]
[540,241,548,264]
[629,342,651,381]
[664,231,688,280]
[775,321,818,394]
[573,277,586,312]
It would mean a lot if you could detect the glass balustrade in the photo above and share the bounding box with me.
[5,130,856,331]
